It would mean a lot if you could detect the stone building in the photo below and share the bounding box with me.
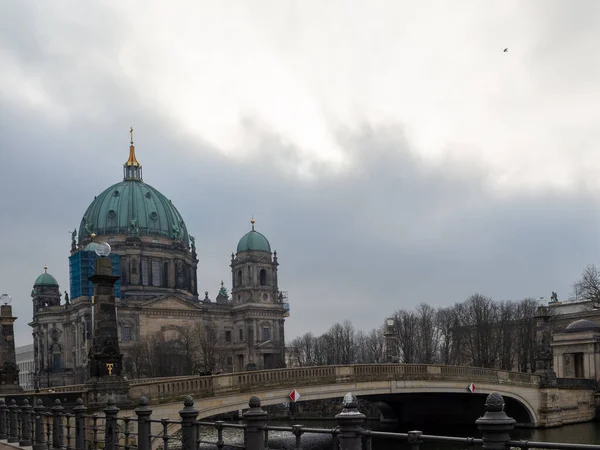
[551,319,600,382]
[15,344,34,391]
[29,133,290,388]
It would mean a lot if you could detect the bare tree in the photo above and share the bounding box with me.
[497,301,515,370]
[415,303,439,364]
[461,294,498,368]
[514,298,539,372]
[393,310,418,363]
[573,265,600,308]
[195,321,224,373]
[436,306,461,365]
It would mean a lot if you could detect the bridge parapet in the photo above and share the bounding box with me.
[128,364,542,403]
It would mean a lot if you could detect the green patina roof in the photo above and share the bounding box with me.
[78,179,189,244]
[237,230,271,253]
[35,272,58,287]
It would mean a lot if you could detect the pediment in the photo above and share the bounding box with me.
[140,295,200,311]
[257,339,278,349]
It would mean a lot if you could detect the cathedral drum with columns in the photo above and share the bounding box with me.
[29,131,289,388]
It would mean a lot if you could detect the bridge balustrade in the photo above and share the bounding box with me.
[0,392,598,450]
[127,363,542,402]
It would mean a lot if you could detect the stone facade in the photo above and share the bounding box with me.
[551,320,600,381]
[29,138,289,388]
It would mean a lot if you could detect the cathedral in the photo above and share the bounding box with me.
[29,132,289,388]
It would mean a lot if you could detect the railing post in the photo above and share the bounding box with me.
[476,392,516,450]
[33,399,46,450]
[134,397,152,450]
[179,396,199,450]
[242,396,268,450]
[407,430,423,450]
[73,398,87,450]
[0,399,7,440]
[19,399,32,446]
[335,393,366,450]
[52,399,64,449]
[104,397,119,450]
[8,399,19,443]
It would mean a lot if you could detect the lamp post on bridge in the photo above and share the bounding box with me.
[385,318,398,363]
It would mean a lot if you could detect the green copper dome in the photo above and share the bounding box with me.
[35,269,58,286]
[236,221,271,253]
[78,142,189,244]
[79,180,189,243]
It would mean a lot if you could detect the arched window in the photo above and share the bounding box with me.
[259,269,266,286]
[122,323,132,342]
[236,270,242,287]
[51,343,62,371]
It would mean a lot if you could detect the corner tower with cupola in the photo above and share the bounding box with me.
[230,219,287,371]
[231,218,280,304]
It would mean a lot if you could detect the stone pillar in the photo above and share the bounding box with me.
[0,304,23,393]
[243,396,267,450]
[534,306,557,385]
[33,399,46,450]
[179,396,199,450]
[278,319,286,368]
[135,397,152,450]
[335,393,366,450]
[86,256,130,407]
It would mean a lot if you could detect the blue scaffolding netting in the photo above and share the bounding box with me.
[69,251,121,300]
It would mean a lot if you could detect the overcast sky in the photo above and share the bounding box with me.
[2,1,600,346]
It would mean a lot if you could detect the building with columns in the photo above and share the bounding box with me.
[29,133,289,388]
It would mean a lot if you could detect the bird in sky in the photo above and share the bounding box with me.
[503,48,508,52]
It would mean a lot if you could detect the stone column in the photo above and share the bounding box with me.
[534,306,556,385]
[0,304,23,394]
[86,256,130,407]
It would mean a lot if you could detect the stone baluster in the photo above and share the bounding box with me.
[104,398,119,450]
[475,392,516,450]
[0,399,7,440]
[73,398,87,450]
[52,399,64,449]
[19,399,33,446]
[179,396,199,450]
[335,393,365,450]
[8,399,19,443]
[242,396,268,450]
[33,399,46,450]
[134,397,152,450]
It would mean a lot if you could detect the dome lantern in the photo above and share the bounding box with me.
[123,127,142,181]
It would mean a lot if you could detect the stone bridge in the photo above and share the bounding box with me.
[116,364,596,432]
[8,364,597,440]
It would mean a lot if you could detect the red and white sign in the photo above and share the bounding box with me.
[289,389,301,402]
[468,383,476,393]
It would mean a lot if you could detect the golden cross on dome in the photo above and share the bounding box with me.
[130,127,134,145]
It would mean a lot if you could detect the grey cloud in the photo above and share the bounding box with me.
[3,1,600,347]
